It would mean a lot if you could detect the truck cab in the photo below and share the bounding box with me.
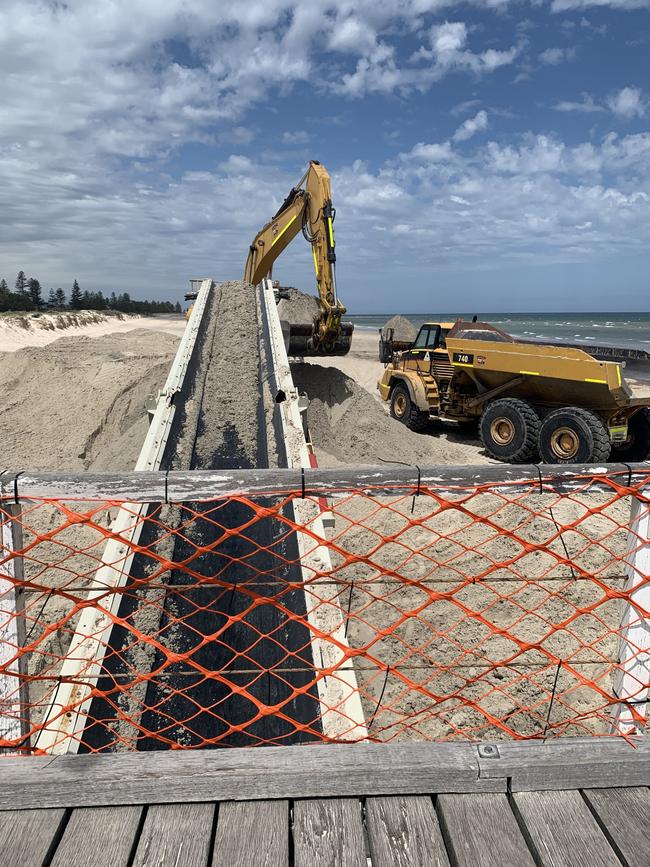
[377,322,460,430]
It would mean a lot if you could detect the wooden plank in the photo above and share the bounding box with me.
[0,741,502,812]
[582,787,650,867]
[0,808,66,867]
[3,462,646,502]
[293,798,365,867]
[513,790,621,867]
[476,735,650,791]
[132,802,215,867]
[212,800,288,867]
[365,796,450,867]
[437,793,535,866]
[50,805,143,867]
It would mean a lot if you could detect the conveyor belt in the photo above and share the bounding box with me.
[80,281,322,750]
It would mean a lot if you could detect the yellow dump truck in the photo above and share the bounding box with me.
[378,319,650,463]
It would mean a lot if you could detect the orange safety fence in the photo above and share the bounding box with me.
[1,466,649,754]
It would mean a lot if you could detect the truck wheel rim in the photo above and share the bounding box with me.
[394,393,407,417]
[550,427,579,459]
[490,417,515,446]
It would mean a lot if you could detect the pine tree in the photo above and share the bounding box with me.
[70,279,82,310]
[174,301,182,313]
[15,271,27,294]
[28,277,43,309]
[47,288,57,308]
[0,278,9,313]
[55,288,66,308]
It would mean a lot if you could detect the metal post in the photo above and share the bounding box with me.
[1,504,29,752]
[611,491,650,735]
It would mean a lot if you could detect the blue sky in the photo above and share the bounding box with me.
[1,1,649,312]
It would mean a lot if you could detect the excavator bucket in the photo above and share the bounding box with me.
[283,320,354,357]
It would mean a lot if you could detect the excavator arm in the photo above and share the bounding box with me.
[244,160,353,355]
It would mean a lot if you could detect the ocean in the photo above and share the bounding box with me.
[347,312,650,351]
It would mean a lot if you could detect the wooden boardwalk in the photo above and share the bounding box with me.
[1,739,648,866]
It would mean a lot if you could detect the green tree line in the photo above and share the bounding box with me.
[0,272,182,314]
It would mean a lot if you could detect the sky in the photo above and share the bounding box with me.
[1,1,649,313]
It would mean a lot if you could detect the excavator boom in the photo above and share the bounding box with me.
[244,160,353,356]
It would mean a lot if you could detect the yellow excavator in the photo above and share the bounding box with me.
[244,160,353,356]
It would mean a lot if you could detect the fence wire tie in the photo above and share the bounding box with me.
[12,471,25,505]
[411,465,422,514]
[542,659,563,740]
[368,666,390,731]
[377,457,422,511]
[533,463,576,577]
[622,462,633,490]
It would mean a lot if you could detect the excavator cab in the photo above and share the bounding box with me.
[244,161,353,356]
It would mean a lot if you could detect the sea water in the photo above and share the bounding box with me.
[348,312,650,351]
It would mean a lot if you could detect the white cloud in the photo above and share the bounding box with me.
[607,86,646,119]
[282,130,310,144]
[554,88,646,119]
[403,142,456,161]
[451,98,481,116]
[554,93,604,113]
[431,21,468,60]
[453,110,489,142]
[552,0,650,8]
[539,46,577,64]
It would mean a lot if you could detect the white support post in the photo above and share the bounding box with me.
[1,505,28,752]
[261,279,367,741]
[611,491,650,735]
[37,280,214,754]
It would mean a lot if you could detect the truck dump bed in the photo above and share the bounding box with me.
[445,329,644,411]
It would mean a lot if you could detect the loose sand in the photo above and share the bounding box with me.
[292,361,489,467]
[0,298,633,743]
[0,310,186,352]
[0,330,178,471]
[276,287,320,328]
[381,314,417,343]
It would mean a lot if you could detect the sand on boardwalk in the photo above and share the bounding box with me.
[0,305,632,743]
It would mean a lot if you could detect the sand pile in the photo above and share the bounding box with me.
[0,329,178,471]
[382,314,417,342]
[291,363,490,466]
[276,287,319,326]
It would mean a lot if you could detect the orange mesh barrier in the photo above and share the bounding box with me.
[1,468,649,754]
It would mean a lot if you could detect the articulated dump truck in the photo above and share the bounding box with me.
[378,319,650,464]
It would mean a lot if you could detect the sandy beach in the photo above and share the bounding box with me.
[0,315,491,471]
[0,310,186,353]
[0,310,630,743]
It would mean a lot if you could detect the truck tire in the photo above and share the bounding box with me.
[480,398,540,463]
[611,409,650,462]
[538,407,611,464]
[390,384,429,432]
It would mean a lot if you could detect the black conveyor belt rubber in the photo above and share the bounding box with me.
[80,283,322,751]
